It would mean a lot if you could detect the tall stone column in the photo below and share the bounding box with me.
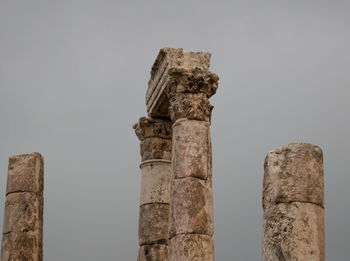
[262,142,325,261]
[167,68,219,261]
[1,152,44,261]
[133,117,172,261]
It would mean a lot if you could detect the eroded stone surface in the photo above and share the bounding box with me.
[6,153,44,194]
[138,244,168,261]
[3,193,39,234]
[168,234,214,261]
[139,203,170,246]
[263,142,324,208]
[140,138,172,161]
[147,48,213,118]
[173,119,210,180]
[133,117,172,141]
[263,202,325,261]
[1,232,40,261]
[140,161,171,205]
[169,177,213,237]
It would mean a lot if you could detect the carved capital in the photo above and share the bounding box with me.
[168,93,213,122]
[133,117,172,161]
[133,117,172,141]
[167,68,219,98]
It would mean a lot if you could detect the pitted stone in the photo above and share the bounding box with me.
[140,161,171,205]
[138,203,170,246]
[173,120,210,179]
[138,244,168,261]
[169,234,214,261]
[263,202,325,261]
[263,142,324,208]
[6,153,44,195]
[169,177,213,237]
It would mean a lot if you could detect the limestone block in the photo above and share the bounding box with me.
[1,232,40,261]
[140,161,171,205]
[168,234,214,261]
[263,142,324,208]
[6,153,44,195]
[170,177,213,237]
[138,244,168,261]
[173,119,211,180]
[2,193,40,234]
[146,48,212,118]
[139,203,169,246]
[263,202,325,261]
[140,138,172,161]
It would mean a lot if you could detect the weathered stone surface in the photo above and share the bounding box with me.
[170,177,213,237]
[133,117,172,141]
[263,142,324,208]
[138,244,168,261]
[1,232,41,261]
[147,48,213,118]
[3,193,40,234]
[140,138,172,161]
[139,203,170,246]
[140,161,171,205]
[6,153,44,194]
[173,119,210,180]
[263,202,325,261]
[169,234,214,261]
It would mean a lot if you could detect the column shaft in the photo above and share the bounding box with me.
[262,142,325,261]
[169,119,214,260]
[1,152,44,261]
[134,117,172,261]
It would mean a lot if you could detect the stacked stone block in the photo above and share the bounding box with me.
[1,152,44,261]
[263,142,325,261]
[133,117,172,261]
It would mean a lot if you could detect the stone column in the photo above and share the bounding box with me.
[1,152,44,261]
[262,142,325,261]
[133,117,172,261]
[167,68,219,261]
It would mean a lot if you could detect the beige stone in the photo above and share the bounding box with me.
[168,234,214,261]
[2,193,40,234]
[138,203,169,246]
[263,142,324,208]
[6,153,44,194]
[140,138,172,161]
[140,160,171,205]
[1,232,40,261]
[173,119,211,180]
[169,177,213,237]
[146,48,214,118]
[138,244,168,261]
[263,202,325,261]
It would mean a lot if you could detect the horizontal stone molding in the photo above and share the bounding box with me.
[139,159,171,168]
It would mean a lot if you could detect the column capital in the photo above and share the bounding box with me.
[133,117,172,141]
[133,117,172,161]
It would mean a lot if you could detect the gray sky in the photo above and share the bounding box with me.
[0,0,349,260]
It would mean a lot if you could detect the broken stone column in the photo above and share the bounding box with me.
[1,152,44,261]
[263,142,325,261]
[133,117,172,261]
[145,48,218,261]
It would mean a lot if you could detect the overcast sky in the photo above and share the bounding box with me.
[0,0,349,260]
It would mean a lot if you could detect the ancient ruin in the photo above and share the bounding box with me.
[263,142,325,261]
[134,48,218,260]
[1,153,44,261]
[0,49,326,261]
